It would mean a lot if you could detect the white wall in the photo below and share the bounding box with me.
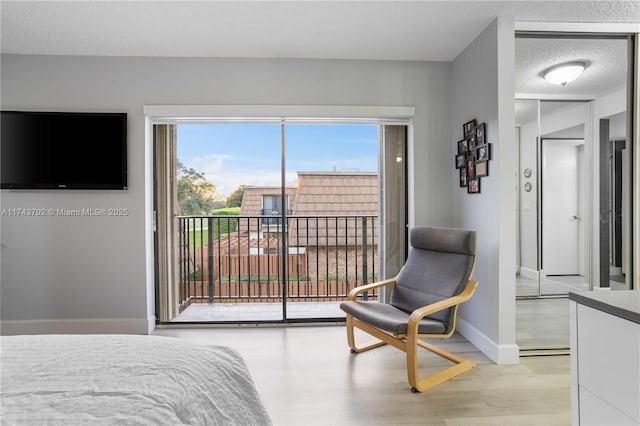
[0,55,453,334]
[449,18,518,363]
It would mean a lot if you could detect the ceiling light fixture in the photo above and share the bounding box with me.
[543,62,587,86]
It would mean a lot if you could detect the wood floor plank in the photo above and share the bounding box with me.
[154,326,570,425]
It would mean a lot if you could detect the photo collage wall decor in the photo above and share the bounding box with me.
[455,119,491,194]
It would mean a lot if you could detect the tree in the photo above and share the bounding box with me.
[226,185,247,208]
[177,160,222,215]
[210,207,241,237]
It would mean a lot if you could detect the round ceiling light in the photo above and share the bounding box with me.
[543,62,587,86]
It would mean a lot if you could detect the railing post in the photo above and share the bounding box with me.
[362,217,368,301]
[207,217,214,303]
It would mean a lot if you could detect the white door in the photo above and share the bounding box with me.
[542,139,583,275]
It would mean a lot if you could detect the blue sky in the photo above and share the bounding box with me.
[177,123,378,197]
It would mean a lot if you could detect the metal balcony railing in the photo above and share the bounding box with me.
[176,215,378,310]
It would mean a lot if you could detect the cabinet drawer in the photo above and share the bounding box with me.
[577,304,640,422]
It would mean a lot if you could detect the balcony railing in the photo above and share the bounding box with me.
[177,215,378,311]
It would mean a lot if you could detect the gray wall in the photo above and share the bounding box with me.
[1,55,453,333]
[450,18,518,363]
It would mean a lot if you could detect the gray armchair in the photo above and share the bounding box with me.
[339,226,478,392]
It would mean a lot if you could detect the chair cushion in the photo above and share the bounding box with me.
[391,227,476,328]
[340,301,447,335]
[410,226,476,256]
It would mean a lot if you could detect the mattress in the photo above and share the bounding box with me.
[1,334,272,425]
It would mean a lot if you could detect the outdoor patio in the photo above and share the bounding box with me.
[173,301,346,322]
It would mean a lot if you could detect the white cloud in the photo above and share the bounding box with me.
[184,153,297,196]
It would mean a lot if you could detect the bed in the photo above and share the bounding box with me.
[1,334,272,425]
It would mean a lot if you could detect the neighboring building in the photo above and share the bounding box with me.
[238,172,378,241]
[238,186,297,245]
[238,171,378,282]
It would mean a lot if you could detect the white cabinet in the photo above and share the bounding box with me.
[570,291,640,426]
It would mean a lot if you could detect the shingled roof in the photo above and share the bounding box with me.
[292,171,377,215]
[237,171,378,247]
[288,171,377,246]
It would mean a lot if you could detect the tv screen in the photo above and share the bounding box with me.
[1,111,127,189]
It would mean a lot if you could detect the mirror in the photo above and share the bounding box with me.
[514,34,632,352]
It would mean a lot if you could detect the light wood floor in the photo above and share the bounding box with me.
[517,298,570,350]
[154,325,571,425]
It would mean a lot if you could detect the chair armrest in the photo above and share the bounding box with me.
[346,277,397,301]
[407,280,478,330]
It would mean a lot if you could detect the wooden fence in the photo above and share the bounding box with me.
[192,250,307,281]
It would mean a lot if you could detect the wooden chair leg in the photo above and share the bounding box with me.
[346,315,388,353]
[407,338,476,392]
[346,316,474,392]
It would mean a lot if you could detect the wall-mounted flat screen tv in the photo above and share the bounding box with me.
[1,111,127,189]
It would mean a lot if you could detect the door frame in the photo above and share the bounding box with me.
[145,105,415,324]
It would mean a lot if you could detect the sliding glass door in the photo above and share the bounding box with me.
[154,120,408,323]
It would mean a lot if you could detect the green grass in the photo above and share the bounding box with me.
[187,228,210,248]
[184,208,240,247]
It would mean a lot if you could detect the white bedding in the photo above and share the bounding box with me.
[1,334,272,425]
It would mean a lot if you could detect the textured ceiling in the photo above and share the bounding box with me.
[1,1,639,61]
[2,1,638,126]
[515,36,629,125]
[515,37,629,98]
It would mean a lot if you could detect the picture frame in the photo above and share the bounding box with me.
[459,168,467,187]
[467,135,476,155]
[475,122,486,145]
[475,160,488,177]
[455,119,489,195]
[466,159,475,180]
[475,143,490,162]
[457,139,468,155]
[467,178,480,194]
[463,119,477,138]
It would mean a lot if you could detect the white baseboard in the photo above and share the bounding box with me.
[519,267,539,281]
[147,315,157,334]
[456,317,520,365]
[0,318,150,335]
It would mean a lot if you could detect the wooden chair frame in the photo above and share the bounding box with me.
[345,278,479,392]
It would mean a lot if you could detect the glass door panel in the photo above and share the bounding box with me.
[284,123,379,320]
[174,122,284,322]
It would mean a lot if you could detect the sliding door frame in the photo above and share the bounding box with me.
[515,31,637,294]
[146,105,415,324]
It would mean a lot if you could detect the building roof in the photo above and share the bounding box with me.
[209,232,283,255]
[292,171,377,216]
[288,172,377,246]
[237,171,378,247]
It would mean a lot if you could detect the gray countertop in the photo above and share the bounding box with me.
[569,290,640,324]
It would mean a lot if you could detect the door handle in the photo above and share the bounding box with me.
[571,215,580,220]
